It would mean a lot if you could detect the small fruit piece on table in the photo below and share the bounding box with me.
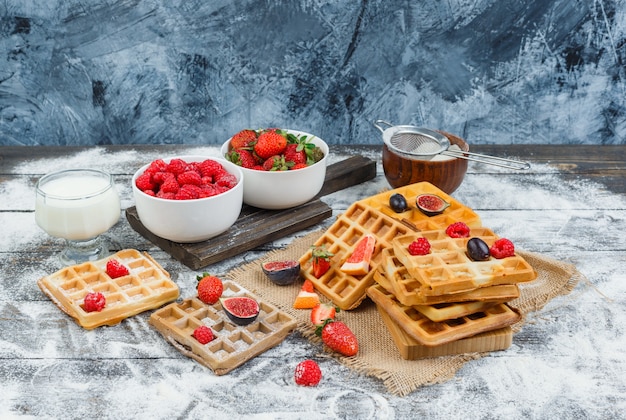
[416,193,450,216]
[197,273,224,305]
[220,296,260,326]
[293,279,320,309]
[294,359,322,386]
[83,292,106,312]
[316,319,359,357]
[310,245,334,278]
[310,303,338,326]
[192,325,214,344]
[340,234,376,276]
[262,260,301,286]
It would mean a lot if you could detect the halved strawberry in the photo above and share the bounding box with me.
[310,245,333,278]
[310,303,338,326]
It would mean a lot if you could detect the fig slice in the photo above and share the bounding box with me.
[416,193,450,216]
[261,260,300,286]
[220,296,260,326]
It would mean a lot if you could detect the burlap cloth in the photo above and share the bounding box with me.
[226,231,583,396]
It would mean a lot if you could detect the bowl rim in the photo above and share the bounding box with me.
[132,155,243,203]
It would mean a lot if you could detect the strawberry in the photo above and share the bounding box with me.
[230,129,258,149]
[227,149,257,169]
[310,303,338,326]
[192,325,214,344]
[490,238,515,259]
[284,143,306,166]
[106,259,129,278]
[262,155,290,171]
[83,292,106,312]
[294,359,322,386]
[290,162,308,170]
[316,320,358,357]
[197,273,223,305]
[310,245,334,278]
[254,130,287,159]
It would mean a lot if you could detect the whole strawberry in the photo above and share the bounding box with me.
[254,130,287,160]
[106,259,129,278]
[197,273,223,305]
[230,129,258,149]
[83,292,106,312]
[316,320,358,357]
[294,359,322,386]
[284,143,306,166]
[262,155,290,171]
[227,148,258,169]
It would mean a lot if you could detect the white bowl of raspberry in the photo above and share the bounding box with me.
[131,156,243,243]
[220,128,329,210]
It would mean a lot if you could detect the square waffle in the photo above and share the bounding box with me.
[299,201,418,310]
[38,249,179,330]
[376,305,513,360]
[367,282,521,346]
[376,247,520,306]
[357,182,482,231]
[149,280,297,376]
[393,228,537,296]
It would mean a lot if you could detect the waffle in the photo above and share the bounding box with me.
[376,248,520,306]
[376,305,513,360]
[393,228,537,296]
[38,249,179,330]
[299,201,418,310]
[149,280,297,376]
[357,182,482,231]
[367,282,521,346]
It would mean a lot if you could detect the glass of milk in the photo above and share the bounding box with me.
[35,169,121,265]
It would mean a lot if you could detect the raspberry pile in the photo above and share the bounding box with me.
[225,128,325,171]
[135,158,237,200]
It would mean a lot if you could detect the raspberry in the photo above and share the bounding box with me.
[408,237,431,255]
[135,172,155,192]
[166,158,187,175]
[294,359,322,386]
[106,259,129,278]
[83,292,106,312]
[160,177,180,194]
[197,159,224,178]
[490,238,515,259]
[192,326,214,344]
[215,172,238,188]
[177,170,202,186]
[446,222,471,238]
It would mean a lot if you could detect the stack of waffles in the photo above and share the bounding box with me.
[38,249,180,329]
[149,280,297,375]
[299,182,482,310]
[299,182,538,359]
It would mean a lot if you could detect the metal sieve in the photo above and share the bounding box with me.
[374,120,530,170]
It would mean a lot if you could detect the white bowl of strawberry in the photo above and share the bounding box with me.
[131,156,243,243]
[220,128,329,210]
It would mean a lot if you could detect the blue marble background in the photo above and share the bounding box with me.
[1,0,625,146]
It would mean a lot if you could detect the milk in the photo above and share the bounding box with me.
[35,175,120,241]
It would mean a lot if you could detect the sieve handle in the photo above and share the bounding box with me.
[442,149,531,170]
[373,120,394,134]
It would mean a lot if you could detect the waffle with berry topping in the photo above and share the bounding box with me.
[149,280,297,375]
[392,228,537,296]
[38,249,179,329]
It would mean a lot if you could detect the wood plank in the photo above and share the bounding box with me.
[125,156,376,269]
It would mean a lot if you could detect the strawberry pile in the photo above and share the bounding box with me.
[135,158,238,200]
[225,128,324,171]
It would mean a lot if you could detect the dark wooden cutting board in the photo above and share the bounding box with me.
[125,155,377,269]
